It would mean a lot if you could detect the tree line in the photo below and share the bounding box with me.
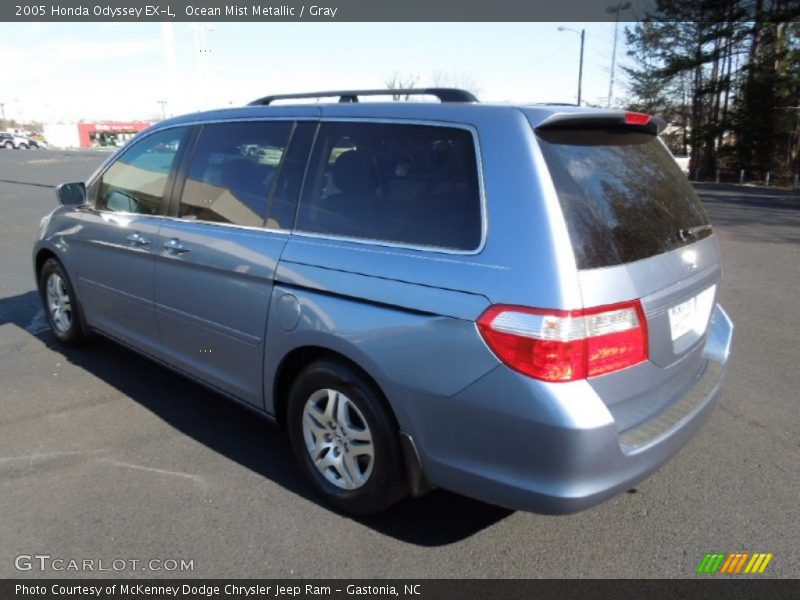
[623,0,800,182]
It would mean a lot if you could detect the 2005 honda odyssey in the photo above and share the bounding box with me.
[34,89,733,515]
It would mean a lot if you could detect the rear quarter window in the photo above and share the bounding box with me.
[537,129,711,269]
[296,121,483,251]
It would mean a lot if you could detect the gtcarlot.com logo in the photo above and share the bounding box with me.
[15,554,194,573]
[696,552,773,574]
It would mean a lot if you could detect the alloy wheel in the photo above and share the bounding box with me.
[302,388,375,490]
[46,272,72,333]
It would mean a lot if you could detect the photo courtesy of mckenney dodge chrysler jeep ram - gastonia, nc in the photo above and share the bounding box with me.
[34,88,733,516]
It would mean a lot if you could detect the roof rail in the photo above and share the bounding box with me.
[247,88,478,106]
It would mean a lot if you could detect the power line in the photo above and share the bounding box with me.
[518,38,579,74]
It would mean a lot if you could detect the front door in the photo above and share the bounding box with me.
[154,120,317,407]
[73,126,189,356]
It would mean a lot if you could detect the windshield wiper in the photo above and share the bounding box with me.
[677,224,713,242]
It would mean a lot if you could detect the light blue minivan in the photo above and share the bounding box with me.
[35,89,733,515]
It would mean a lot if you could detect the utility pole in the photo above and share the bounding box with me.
[161,22,178,123]
[157,100,167,119]
[578,29,585,106]
[558,27,586,106]
[606,1,631,108]
[190,23,214,110]
[0,102,5,123]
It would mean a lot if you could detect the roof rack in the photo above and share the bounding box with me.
[247,88,478,106]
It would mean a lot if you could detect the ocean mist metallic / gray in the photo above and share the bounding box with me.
[34,89,733,516]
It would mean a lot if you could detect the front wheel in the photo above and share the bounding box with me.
[39,258,91,345]
[287,360,408,515]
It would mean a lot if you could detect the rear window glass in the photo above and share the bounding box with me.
[296,122,482,251]
[537,129,711,269]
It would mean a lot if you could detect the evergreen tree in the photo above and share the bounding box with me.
[623,0,800,181]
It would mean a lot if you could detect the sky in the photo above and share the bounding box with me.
[0,22,637,123]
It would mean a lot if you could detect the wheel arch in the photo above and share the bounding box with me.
[34,248,58,282]
[271,343,432,497]
[34,247,92,339]
[271,344,396,429]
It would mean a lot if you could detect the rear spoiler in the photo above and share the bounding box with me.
[535,111,666,136]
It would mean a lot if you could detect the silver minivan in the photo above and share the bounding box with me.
[35,89,733,515]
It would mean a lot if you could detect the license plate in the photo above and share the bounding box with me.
[669,297,696,341]
[668,285,716,342]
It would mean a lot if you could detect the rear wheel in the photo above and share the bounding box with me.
[3,141,12,149]
[19,143,28,150]
[39,258,91,345]
[287,360,407,515]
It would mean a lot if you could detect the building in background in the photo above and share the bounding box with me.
[43,121,153,148]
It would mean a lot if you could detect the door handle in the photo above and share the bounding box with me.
[164,238,190,254]
[126,232,151,246]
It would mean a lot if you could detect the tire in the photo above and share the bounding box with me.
[38,258,91,346]
[287,360,408,515]
[19,143,28,150]
[3,141,11,149]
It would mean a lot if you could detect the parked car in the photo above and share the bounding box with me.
[1,132,33,149]
[34,89,733,515]
[27,136,48,149]
[1,132,16,149]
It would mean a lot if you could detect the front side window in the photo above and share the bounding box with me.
[96,127,186,215]
[179,121,292,227]
[296,122,482,251]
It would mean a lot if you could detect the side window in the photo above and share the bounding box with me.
[266,122,317,230]
[96,127,186,215]
[179,121,292,227]
[296,122,483,251]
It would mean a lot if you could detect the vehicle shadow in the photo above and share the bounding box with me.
[0,289,513,546]
[0,290,42,331]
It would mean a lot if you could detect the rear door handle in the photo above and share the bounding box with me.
[126,232,151,247]
[164,238,190,254]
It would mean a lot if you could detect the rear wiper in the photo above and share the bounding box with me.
[677,224,712,242]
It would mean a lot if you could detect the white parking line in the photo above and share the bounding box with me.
[97,459,207,487]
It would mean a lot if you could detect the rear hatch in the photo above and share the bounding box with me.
[532,111,721,437]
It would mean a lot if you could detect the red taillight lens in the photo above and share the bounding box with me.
[477,301,648,382]
[624,111,651,125]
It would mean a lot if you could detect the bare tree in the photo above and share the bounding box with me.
[384,71,420,101]
[430,69,481,95]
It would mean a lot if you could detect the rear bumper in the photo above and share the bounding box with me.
[405,303,734,514]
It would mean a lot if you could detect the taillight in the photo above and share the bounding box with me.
[477,301,648,382]
[624,111,651,125]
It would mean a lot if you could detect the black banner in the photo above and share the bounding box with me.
[1,0,783,23]
[2,0,653,22]
[3,580,799,600]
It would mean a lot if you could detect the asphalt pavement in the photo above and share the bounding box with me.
[0,149,798,578]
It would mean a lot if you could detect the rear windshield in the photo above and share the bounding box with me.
[537,129,711,270]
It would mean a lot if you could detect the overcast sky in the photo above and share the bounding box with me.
[0,22,635,123]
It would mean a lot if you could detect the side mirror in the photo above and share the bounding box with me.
[55,182,87,206]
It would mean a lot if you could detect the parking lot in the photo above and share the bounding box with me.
[0,149,798,578]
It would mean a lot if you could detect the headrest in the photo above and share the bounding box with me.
[221,158,260,190]
[331,150,375,196]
